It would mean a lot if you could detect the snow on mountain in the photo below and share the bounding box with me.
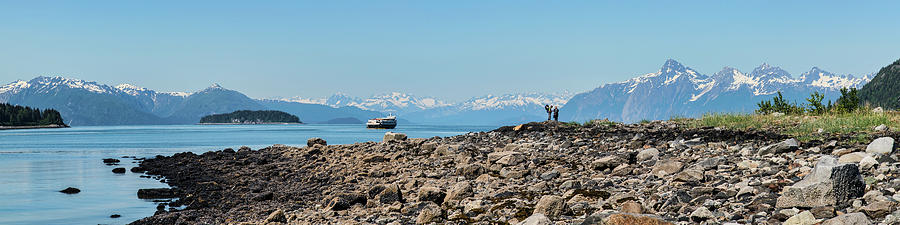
[324,92,450,114]
[15,76,117,94]
[800,67,869,89]
[163,91,192,97]
[115,83,152,96]
[458,93,572,111]
[277,96,327,105]
[0,80,30,95]
[563,59,872,123]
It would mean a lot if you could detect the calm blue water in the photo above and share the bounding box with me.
[0,124,492,225]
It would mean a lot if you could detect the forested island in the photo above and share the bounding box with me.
[198,110,301,124]
[0,103,67,129]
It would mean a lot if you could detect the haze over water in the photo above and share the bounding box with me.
[0,124,492,225]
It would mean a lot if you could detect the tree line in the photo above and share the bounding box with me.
[0,103,66,126]
[756,87,862,115]
[199,110,301,124]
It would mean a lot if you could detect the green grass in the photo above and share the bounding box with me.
[679,111,898,142]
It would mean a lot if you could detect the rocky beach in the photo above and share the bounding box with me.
[128,121,900,225]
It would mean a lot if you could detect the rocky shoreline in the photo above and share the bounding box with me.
[0,124,68,130]
[129,121,899,225]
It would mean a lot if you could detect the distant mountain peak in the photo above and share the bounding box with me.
[661,59,687,72]
[209,83,223,89]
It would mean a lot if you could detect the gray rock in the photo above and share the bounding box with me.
[307,137,326,147]
[591,155,626,170]
[689,206,714,222]
[326,192,367,211]
[861,200,897,218]
[560,180,581,190]
[636,148,659,161]
[377,184,404,204]
[674,169,703,182]
[444,181,473,203]
[488,151,526,166]
[417,187,446,205]
[758,138,799,155]
[533,195,567,218]
[820,212,871,225]
[838,152,871,164]
[866,137,894,154]
[776,156,865,208]
[783,210,816,225]
[415,202,443,224]
[264,209,286,223]
[517,213,551,225]
[875,124,888,132]
[581,212,673,225]
[540,169,560,180]
[383,132,407,142]
[859,156,878,170]
[651,160,683,177]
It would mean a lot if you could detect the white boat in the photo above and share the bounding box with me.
[366,114,397,129]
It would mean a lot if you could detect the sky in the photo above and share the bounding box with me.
[1,1,899,101]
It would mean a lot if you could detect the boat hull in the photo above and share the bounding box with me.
[366,123,396,129]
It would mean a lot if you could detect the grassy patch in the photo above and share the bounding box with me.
[679,111,899,142]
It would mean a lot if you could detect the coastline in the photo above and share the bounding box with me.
[0,124,69,130]
[127,121,899,224]
[195,122,302,125]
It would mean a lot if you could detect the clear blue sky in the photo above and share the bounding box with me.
[1,1,898,101]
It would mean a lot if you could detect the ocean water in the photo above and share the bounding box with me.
[0,124,493,225]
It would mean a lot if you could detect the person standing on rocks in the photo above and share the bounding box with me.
[544,104,552,121]
[552,106,559,121]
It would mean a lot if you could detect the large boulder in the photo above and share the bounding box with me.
[776,156,865,208]
[866,137,894,154]
[307,137,326,147]
[650,160,683,177]
[417,187,446,205]
[415,202,443,224]
[377,184,404,204]
[444,181,473,203]
[592,155,627,170]
[636,148,659,161]
[326,192,367,210]
[861,200,897,218]
[838,152,871,164]
[758,138,799,155]
[517,213,551,225]
[581,212,674,225]
[488,151,526,166]
[383,132,408,142]
[533,195,567,218]
[783,211,816,225]
[820,212,871,225]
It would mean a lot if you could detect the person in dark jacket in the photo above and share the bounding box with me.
[544,104,551,121]
[552,106,559,121]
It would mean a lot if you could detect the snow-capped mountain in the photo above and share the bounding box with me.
[457,93,571,111]
[324,92,450,114]
[0,77,267,125]
[563,59,870,123]
[402,92,573,125]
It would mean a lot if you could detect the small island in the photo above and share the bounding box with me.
[0,103,68,130]
[198,110,301,124]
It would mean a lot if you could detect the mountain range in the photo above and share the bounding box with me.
[562,59,872,122]
[0,60,877,126]
[0,76,571,126]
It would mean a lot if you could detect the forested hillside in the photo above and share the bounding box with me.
[0,103,66,126]
[860,58,900,109]
[199,110,300,124]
